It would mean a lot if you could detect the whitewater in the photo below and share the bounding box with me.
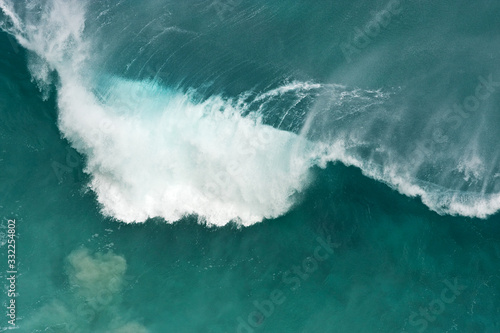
[2,0,500,227]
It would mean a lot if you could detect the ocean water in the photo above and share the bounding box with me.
[0,0,500,332]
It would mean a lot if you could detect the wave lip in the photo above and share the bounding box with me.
[316,139,500,220]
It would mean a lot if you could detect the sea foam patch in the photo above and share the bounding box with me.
[56,77,316,226]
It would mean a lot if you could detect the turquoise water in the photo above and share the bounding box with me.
[1,0,500,332]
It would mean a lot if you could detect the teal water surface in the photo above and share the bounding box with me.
[1,0,500,332]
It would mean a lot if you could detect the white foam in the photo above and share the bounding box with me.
[252,81,323,102]
[57,77,315,226]
[457,150,485,183]
[317,139,500,219]
[3,0,500,226]
[1,0,312,226]
[0,1,22,31]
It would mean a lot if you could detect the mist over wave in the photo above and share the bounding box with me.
[2,0,500,225]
